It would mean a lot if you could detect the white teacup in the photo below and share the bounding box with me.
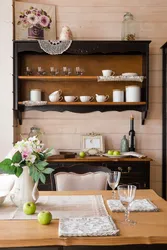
[80,96,94,102]
[96,94,109,102]
[102,70,115,77]
[64,96,78,102]
[49,95,63,102]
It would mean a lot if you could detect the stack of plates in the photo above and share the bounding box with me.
[122,73,138,77]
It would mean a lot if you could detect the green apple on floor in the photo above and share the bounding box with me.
[38,211,52,225]
[23,202,36,215]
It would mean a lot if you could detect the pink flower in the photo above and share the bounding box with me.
[39,15,50,27]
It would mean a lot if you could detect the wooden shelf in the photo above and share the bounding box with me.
[18,101,146,106]
[18,76,97,81]
[18,75,144,82]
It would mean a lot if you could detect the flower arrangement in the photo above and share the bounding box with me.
[0,136,54,184]
[17,6,52,30]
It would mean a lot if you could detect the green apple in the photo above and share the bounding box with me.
[38,211,52,225]
[107,150,114,155]
[79,151,86,158]
[113,150,121,156]
[23,202,36,215]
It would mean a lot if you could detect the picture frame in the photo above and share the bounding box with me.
[81,133,105,155]
[15,1,56,40]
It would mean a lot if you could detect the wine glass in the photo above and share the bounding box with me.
[107,171,121,199]
[117,184,136,225]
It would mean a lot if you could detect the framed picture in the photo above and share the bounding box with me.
[81,133,105,155]
[15,1,56,40]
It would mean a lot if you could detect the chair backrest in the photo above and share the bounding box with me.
[50,163,111,191]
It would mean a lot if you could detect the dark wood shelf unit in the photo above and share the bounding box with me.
[161,42,167,199]
[14,40,151,125]
[38,156,151,191]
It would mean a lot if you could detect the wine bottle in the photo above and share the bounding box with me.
[129,114,135,151]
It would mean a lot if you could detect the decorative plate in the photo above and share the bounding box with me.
[103,153,126,158]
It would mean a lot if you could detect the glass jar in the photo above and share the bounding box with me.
[28,126,42,141]
[121,12,136,41]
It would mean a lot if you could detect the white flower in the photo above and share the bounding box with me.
[26,154,36,164]
[39,15,50,27]
[27,13,39,25]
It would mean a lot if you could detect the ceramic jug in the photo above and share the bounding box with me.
[10,166,39,207]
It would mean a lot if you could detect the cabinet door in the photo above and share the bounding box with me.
[107,162,150,189]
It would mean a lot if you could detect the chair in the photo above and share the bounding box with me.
[50,163,111,191]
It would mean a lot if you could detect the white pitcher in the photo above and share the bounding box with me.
[10,166,39,207]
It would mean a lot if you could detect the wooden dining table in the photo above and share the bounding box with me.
[0,189,167,250]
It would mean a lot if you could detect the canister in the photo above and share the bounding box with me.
[30,89,41,102]
[113,89,124,102]
[125,85,141,102]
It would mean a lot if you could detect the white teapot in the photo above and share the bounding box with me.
[95,94,109,102]
[49,90,62,102]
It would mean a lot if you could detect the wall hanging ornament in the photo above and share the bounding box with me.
[59,26,73,40]
[15,1,56,40]
[38,40,72,55]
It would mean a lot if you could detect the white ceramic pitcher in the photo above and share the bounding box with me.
[10,166,39,207]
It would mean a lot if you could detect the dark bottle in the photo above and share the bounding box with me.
[129,115,135,151]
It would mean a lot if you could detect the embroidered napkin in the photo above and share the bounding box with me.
[107,199,159,212]
[59,216,119,237]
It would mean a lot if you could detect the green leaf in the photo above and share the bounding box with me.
[33,168,40,182]
[12,151,22,163]
[0,158,12,166]
[29,166,34,177]
[15,167,23,177]
[42,168,54,174]
[39,173,46,184]
[36,161,48,169]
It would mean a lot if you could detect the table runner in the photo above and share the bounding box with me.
[0,195,108,220]
[107,199,159,212]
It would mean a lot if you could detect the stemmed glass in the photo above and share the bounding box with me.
[117,184,136,225]
[107,171,121,199]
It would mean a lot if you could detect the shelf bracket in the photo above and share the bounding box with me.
[17,111,22,125]
[141,111,147,125]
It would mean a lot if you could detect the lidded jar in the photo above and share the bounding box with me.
[121,12,136,41]
[28,126,42,141]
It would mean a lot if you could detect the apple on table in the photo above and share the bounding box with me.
[23,202,36,215]
[38,211,52,225]
[107,150,114,155]
[79,151,86,158]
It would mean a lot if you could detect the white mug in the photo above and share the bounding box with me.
[49,95,63,102]
[64,96,78,102]
[113,90,124,102]
[80,96,94,102]
[96,94,109,102]
[102,70,115,77]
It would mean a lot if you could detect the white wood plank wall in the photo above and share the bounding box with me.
[16,0,167,196]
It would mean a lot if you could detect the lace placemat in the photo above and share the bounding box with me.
[22,101,47,106]
[97,75,144,82]
[59,216,119,237]
[107,199,159,212]
[0,195,108,220]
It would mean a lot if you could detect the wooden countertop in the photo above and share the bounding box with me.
[0,189,166,248]
[48,156,152,163]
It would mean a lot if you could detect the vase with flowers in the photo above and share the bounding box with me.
[0,136,54,206]
[17,6,52,40]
